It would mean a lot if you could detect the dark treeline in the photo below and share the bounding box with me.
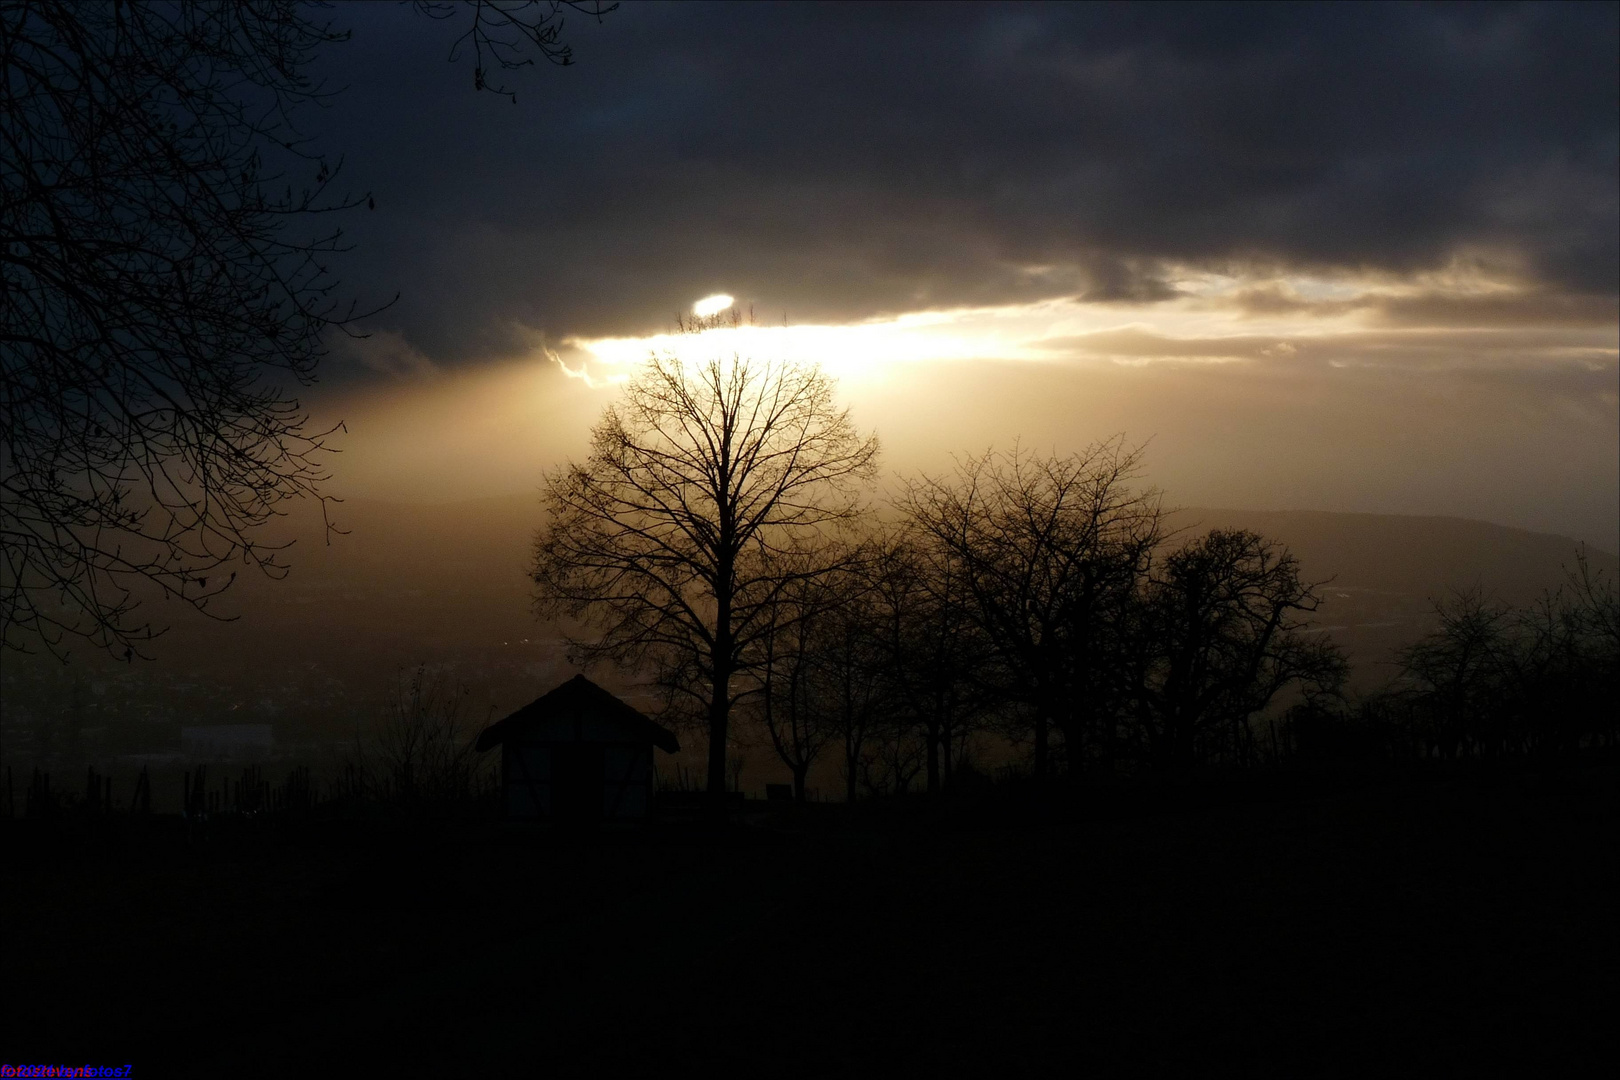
[528,349,1617,809]
[1295,557,1619,764]
[722,439,1618,802]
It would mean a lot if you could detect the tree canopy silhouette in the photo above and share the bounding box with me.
[1133,528,1346,768]
[900,439,1165,777]
[532,346,879,816]
[1393,555,1618,758]
[865,531,988,793]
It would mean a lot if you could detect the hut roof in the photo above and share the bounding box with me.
[474,674,680,754]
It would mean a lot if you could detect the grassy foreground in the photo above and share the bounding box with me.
[3,764,1615,1076]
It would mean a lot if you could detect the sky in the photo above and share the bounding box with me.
[296,2,1617,549]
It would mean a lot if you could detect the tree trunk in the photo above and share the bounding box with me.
[793,763,808,804]
[1097,700,1115,773]
[1173,709,1195,769]
[1055,720,1082,779]
[706,545,735,824]
[842,641,859,804]
[1033,711,1049,780]
[924,722,940,794]
[705,655,731,823]
[924,689,941,793]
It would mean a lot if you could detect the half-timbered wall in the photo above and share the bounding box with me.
[502,733,655,821]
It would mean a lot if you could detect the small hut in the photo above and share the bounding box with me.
[475,675,680,824]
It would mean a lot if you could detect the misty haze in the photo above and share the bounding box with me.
[3,2,1615,1076]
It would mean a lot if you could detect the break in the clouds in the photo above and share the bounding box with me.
[298,2,1616,550]
[311,1,1617,361]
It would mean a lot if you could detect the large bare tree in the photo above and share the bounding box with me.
[532,348,879,815]
[0,2,361,659]
[900,438,1165,778]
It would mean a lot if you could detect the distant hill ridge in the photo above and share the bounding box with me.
[5,494,1610,736]
[1168,507,1614,604]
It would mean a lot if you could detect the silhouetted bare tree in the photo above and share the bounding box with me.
[1,2,362,659]
[371,664,488,812]
[1132,529,1346,768]
[858,720,927,799]
[415,1,616,101]
[746,555,842,803]
[816,562,893,805]
[532,348,879,816]
[1396,589,1514,759]
[1536,550,1620,750]
[899,439,1165,779]
[1,1,610,661]
[1394,555,1617,758]
[867,530,988,792]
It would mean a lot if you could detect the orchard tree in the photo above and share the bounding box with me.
[816,561,892,805]
[900,438,1164,778]
[867,530,988,793]
[745,549,844,804]
[1132,528,1347,768]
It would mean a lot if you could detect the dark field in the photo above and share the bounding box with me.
[4,766,1615,1076]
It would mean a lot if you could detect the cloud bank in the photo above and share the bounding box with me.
[309,2,1616,361]
[291,2,1615,548]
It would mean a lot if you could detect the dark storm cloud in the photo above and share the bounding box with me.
[309,1,1618,366]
